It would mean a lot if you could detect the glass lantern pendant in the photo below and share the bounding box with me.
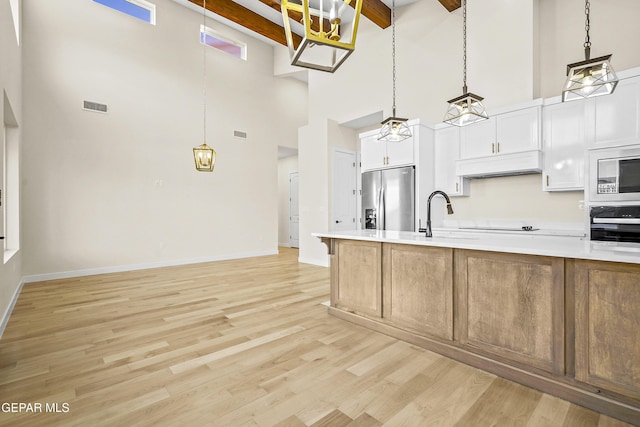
[378,0,412,142]
[443,0,488,127]
[443,89,489,127]
[562,53,618,102]
[193,0,216,172]
[562,0,618,102]
[281,0,363,73]
[379,116,412,142]
[193,143,215,172]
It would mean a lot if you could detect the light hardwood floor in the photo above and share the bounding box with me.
[0,248,634,426]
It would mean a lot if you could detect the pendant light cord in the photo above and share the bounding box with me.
[583,0,591,59]
[462,0,467,93]
[391,0,397,117]
[203,0,207,144]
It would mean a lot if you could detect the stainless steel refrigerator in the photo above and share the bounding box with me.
[362,166,415,231]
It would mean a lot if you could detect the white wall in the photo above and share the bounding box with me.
[21,0,307,277]
[304,0,538,127]
[277,155,298,247]
[298,119,329,265]
[451,174,584,222]
[298,119,358,266]
[538,0,640,99]
[0,0,23,333]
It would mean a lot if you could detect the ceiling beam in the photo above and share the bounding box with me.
[438,0,461,12]
[258,0,332,34]
[189,0,301,47]
[360,0,391,29]
[189,0,394,48]
[261,0,391,30]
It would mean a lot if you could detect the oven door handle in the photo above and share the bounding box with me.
[593,218,640,224]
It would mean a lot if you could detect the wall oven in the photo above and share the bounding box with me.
[590,205,640,243]
[589,145,640,203]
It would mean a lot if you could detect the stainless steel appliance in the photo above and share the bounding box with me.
[590,205,640,243]
[589,145,640,202]
[362,166,414,231]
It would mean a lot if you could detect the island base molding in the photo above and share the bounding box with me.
[323,238,640,425]
[328,307,640,425]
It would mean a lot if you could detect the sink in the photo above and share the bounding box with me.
[414,232,478,240]
[459,226,539,232]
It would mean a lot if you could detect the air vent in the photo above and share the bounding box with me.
[233,130,247,139]
[83,100,108,113]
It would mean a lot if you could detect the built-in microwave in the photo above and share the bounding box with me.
[589,145,640,202]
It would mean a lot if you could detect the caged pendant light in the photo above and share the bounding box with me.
[378,0,411,142]
[281,0,363,73]
[193,0,216,172]
[443,0,488,127]
[562,0,618,102]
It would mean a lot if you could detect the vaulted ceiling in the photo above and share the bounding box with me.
[184,0,461,47]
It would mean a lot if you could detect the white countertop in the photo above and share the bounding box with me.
[313,229,640,265]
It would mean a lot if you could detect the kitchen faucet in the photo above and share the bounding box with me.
[426,190,454,237]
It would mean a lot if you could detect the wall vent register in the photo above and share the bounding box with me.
[83,101,108,113]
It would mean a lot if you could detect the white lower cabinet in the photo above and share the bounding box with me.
[434,126,469,196]
[542,100,586,191]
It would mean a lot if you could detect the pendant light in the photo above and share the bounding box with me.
[193,0,216,172]
[443,0,488,127]
[378,0,411,142]
[281,0,363,73]
[562,0,618,102]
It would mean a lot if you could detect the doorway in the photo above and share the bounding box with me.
[332,148,357,231]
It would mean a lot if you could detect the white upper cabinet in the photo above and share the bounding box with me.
[456,104,542,177]
[385,135,415,167]
[434,126,469,196]
[590,75,640,149]
[542,100,586,191]
[360,134,387,170]
[460,118,496,159]
[460,106,540,159]
[360,129,414,171]
[497,107,541,153]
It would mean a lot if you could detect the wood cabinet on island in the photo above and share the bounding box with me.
[315,230,640,425]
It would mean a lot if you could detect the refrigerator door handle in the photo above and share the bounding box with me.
[379,187,385,230]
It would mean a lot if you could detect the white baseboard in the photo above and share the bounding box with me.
[0,277,24,339]
[298,256,329,268]
[22,250,279,284]
[278,242,291,248]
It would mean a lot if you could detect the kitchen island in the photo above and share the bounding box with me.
[313,230,640,425]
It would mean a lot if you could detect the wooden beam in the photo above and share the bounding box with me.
[258,0,332,35]
[189,0,394,48]
[188,0,301,47]
[360,0,391,29]
[261,0,391,30]
[438,0,461,12]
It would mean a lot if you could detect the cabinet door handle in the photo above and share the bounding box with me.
[456,182,459,193]
[497,142,500,153]
[492,143,495,154]
[546,175,550,187]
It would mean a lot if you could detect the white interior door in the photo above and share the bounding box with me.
[332,149,357,231]
[289,172,299,248]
